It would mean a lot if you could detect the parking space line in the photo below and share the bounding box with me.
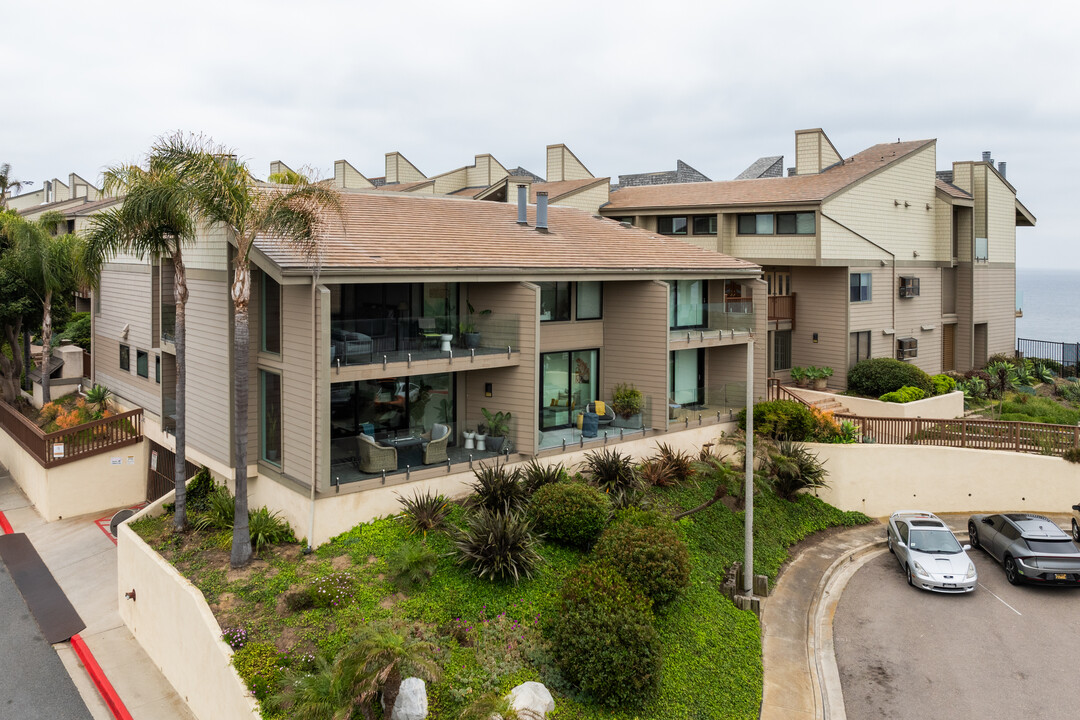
[978,584,1022,616]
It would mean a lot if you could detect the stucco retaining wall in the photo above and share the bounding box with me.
[0,426,146,520]
[811,443,1080,517]
[117,521,258,720]
[788,387,964,419]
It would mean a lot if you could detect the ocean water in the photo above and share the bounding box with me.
[1016,268,1080,343]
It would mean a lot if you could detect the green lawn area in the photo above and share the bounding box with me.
[992,394,1080,425]
[133,475,869,720]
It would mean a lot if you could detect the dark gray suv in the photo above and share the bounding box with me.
[967,513,1080,586]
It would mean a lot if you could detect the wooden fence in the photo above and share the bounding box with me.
[0,400,143,468]
[837,414,1080,457]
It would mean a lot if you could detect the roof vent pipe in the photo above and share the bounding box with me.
[982,151,992,164]
[998,161,1006,177]
[536,192,549,233]
[516,184,528,225]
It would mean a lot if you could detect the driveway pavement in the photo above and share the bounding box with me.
[0,467,195,720]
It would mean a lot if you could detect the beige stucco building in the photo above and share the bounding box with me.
[600,129,1036,384]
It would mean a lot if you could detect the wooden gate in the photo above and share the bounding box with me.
[146,440,199,503]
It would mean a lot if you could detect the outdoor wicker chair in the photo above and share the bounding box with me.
[357,433,397,473]
[422,423,450,465]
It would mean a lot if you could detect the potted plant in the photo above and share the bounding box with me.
[811,366,833,390]
[480,408,511,452]
[611,383,644,429]
[459,302,492,349]
[790,366,808,388]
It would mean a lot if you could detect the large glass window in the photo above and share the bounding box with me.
[692,215,717,235]
[260,370,282,467]
[738,212,814,235]
[576,282,602,320]
[669,279,706,329]
[539,282,571,322]
[540,350,598,430]
[136,350,149,378]
[849,331,871,367]
[330,372,454,446]
[261,271,281,354]
[670,349,704,406]
[850,272,872,303]
[330,282,459,364]
[657,216,688,235]
[773,330,792,371]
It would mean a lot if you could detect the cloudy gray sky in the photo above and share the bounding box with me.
[3,1,1074,268]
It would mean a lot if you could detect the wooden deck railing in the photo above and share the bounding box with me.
[766,378,814,408]
[837,414,1080,457]
[0,400,143,468]
[768,294,796,328]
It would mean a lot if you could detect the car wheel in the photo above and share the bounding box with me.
[887,532,894,554]
[968,522,980,550]
[1004,556,1021,586]
[1073,519,1079,544]
[906,565,914,587]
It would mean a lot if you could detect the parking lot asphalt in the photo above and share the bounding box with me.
[834,515,1080,720]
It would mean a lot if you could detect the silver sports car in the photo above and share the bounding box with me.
[887,510,977,593]
[968,512,1080,586]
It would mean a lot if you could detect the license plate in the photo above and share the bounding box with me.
[943,583,956,588]
[1056,574,1068,580]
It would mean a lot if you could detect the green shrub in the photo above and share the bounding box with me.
[848,358,933,397]
[232,641,285,703]
[654,443,696,482]
[469,463,528,514]
[519,458,568,495]
[529,481,609,548]
[547,562,661,707]
[454,508,543,584]
[737,399,816,440]
[1063,447,1080,464]
[879,386,927,403]
[397,489,450,536]
[386,538,438,589]
[185,467,216,512]
[56,312,91,351]
[594,508,690,606]
[308,571,356,609]
[192,485,235,531]
[580,448,643,508]
[986,353,1017,368]
[765,440,829,500]
[1059,382,1080,404]
[248,507,296,554]
[930,374,957,396]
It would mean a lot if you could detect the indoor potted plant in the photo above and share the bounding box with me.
[459,302,492,349]
[611,382,644,429]
[480,408,511,452]
[790,366,808,388]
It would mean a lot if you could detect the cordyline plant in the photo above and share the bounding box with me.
[153,136,342,567]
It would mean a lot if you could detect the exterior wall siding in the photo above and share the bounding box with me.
[894,266,942,376]
[183,273,232,465]
[791,267,847,382]
[602,281,669,430]
[539,320,604,352]
[554,183,609,213]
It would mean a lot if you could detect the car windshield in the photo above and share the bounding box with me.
[1025,539,1079,554]
[908,529,962,554]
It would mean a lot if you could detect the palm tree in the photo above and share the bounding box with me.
[156,136,342,567]
[0,164,32,209]
[85,141,201,532]
[0,211,90,405]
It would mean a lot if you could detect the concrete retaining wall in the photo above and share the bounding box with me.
[0,426,146,520]
[788,387,964,419]
[811,443,1080,517]
[117,521,258,720]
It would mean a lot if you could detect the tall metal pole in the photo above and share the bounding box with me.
[743,339,754,594]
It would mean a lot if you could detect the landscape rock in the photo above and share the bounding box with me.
[390,677,428,720]
[506,681,555,718]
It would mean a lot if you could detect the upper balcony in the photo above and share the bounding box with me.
[767,293,796,329]
[669,299,755,346]
[331,312,521,377]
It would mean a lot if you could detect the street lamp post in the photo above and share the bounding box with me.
[743,338,754,594]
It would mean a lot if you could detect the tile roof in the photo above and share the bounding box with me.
[604,140,934,211]
[378,180,434,193]
[934,178,972,200]
[449,187,485,197]
[255,191,759,275]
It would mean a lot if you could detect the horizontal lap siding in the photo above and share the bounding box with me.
[980,267,1016,358]
[184,275,231,465]
[279,284,315,486]
[956,264,974,371]
[96,339,161,415]
[791,267,847,383]
[95,264,161,412]
[539,321,603,353]
[894,267,942,375]
[602,281,669,430]
[465,284,538,453]
[555,184,608,213]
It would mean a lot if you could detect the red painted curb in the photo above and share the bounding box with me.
[0,509,13,535]
[70,633,134,720]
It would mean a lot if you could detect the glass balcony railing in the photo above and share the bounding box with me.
[670,302,755,338]
[669,382,747,422]
[330,313,520,367]
[162,303,176,344]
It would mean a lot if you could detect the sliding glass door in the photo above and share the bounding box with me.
[540,349,598,430]
[669,279,706,329]
[670,349,704,406]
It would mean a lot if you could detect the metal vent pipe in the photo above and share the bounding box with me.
[516,184,528,225]
[536,192,548,232]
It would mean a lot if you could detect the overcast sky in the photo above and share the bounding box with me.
[3,1,1074,268]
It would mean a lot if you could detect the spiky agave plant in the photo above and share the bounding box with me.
[469,462,528,514]
[396,489,450,537]
[454,508,543,584]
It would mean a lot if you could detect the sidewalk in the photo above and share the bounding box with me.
[0,466,195,720]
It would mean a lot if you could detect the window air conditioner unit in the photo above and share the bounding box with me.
[897,337,918,359]
[898,276,920,298]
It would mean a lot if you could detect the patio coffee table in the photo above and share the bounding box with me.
[386,435,423,468]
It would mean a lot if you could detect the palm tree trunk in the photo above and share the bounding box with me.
[173,254,189,532]
[230,260,253,568]
[21,327,30,392]
[41,291,52,405]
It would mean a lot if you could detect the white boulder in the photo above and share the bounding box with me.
[506,681,554,719]
[389,677,428,720]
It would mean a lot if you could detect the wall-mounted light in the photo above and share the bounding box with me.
[912,250,919,258]
[484,382,493,398]
[812,333,819,344]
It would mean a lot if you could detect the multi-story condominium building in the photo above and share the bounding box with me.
[90,188,763,541]
[600,129,1036,383]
